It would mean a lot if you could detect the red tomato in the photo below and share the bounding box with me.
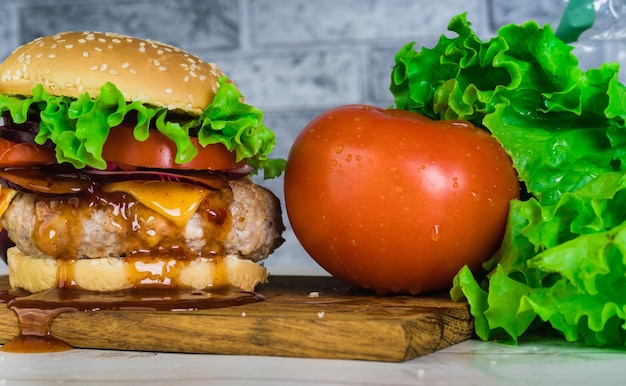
[284,105,520,295]
[0,138,57,166]
[102,124,246,171]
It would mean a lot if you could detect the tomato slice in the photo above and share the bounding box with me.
[102,125,246,171]
[0,138,57,167]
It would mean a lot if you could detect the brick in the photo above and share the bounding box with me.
[211,50,362,111]
[17,0,239,51]
[0,8,12,60]
[0,5,19,61]
[251,0,484,45]
[489,0,567,31]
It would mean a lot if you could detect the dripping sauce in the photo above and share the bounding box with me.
[0,283,264,353]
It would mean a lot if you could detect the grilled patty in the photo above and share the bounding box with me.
[2,178,284,262]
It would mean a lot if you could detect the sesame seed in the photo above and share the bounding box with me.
[89,65,98,71]
[199,75,206,81]
[121,62,130,69]
[153,59,161,66]
[78,84,84,92]
[98,38,106,43]
[35,52,43,58]
[94,47,103,52]
[83,51,89,58]
[65,44,74,49]
[77,38,86,44]
[129,68,137,74]
[112,38,121,44]
[159,66,167,71]
[100,64,108,71]
[109,69,119,75]
[189,71,197,77]
[184,75,190,82]
[165,88,174,94]
[48,53,56,59]
[75,77,81,85]
[157,49,164,55]
[126,38,133,43]
[139,46,146,53]
[50,44,58,49]
[188,93,194,102]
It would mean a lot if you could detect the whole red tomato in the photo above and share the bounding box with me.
[284,104,519,295]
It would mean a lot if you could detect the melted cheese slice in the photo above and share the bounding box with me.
[0,186,18,229]
[102,181,210,228]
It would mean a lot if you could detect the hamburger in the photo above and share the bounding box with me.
[0,31,285,294]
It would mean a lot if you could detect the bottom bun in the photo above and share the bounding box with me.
[7,247,268,293]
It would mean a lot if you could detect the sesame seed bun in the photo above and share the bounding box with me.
[0,31,226,115]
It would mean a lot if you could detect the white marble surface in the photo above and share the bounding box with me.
[1,337,625,385]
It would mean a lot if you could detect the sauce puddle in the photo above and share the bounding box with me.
[0,287,264,353]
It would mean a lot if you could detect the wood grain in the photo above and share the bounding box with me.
[0,275,474,362]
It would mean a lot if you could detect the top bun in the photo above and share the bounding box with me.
[0,31,226,115]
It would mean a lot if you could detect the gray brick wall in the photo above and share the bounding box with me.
[0,0,573,275]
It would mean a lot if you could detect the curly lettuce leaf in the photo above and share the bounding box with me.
[0,77,283,177]
[393,13,626,346]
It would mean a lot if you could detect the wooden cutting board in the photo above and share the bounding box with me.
[0,275,473,362]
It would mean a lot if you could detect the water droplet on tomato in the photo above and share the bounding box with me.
[431,225,440,241]
[471,191,480,201]
[334,145,344,154]
[345,154,352,162]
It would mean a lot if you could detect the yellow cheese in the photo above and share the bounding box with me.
[102,181,210,228]
[0,186,18,229]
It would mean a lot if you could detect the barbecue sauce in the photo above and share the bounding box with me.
[0,284,264,353]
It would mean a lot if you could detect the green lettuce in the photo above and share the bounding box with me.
[0,76,284,178]
[392,13,626,345]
